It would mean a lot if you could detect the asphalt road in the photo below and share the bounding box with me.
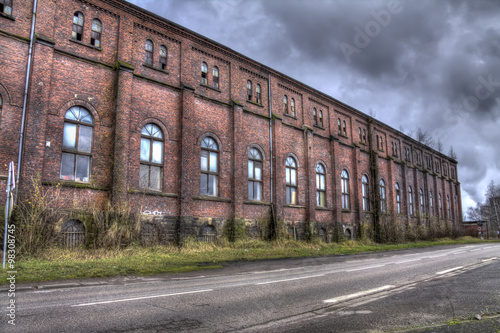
[1,243,499,332]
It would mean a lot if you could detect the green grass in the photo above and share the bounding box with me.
[1,237,497,284]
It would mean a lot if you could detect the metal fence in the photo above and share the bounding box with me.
[61,220,86,248]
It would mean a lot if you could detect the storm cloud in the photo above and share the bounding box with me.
[128,0,500,214]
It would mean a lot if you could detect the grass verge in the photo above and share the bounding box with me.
[1,237,497,284]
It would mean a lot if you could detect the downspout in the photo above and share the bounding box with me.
[268,73,273,204]
[15,0,38,203]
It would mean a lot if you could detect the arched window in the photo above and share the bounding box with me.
[285,156,297,205]
[337,118,342,135]
[290,98,295,117]
[256,84,262,104]
[201,137,218,196]
[429,191,434,216]
[439,193,443,218]
[283,95,288,114]
[447,195,451,218]
[362,129,367,143]
[319,110,323,127]
[159,45,167,70]
[60,106,93,182]
[420,188,425,215]
[1,0,12,15]
[395,183,401,214]
[341,169,350,209]
[90,19,102,47]
[313,108,317,126]
[213,66,219,89]
[342,120,347,136]
[358,127,362,143]
[316,164,326,207]
[248,148,263,201]
[362,175,370,211]
[201,62,208,85]
[408,186,414,216]
[379,179,386,213]
[72,12,84,41]
[140,124,163,191]
[145,40,153,66]
[247,80,252,101]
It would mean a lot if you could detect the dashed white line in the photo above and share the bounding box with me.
[436,266,463,275]
[346,264,386,272]
[324,285,394,303]
[256,274,324,285]
[72,289,213,307]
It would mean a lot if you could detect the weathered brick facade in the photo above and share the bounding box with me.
[0,0,462,242]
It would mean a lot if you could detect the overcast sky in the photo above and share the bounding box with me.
[128,0,500,216]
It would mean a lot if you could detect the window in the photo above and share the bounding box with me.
[341,169,350,209]
[201,62,208,85]
[337,118,341,135]
[290,98,295,117]
[358,128,362,143]
[419,188,425,215]
[408,186,414,216]
[342,120,347,136]
[439,193,443,218]
[316,164,326,207]
[248,148,263,201]
[379,179,386,213]
[200,137,218,196]
[313,108,317,126]
[429,191,434,216]
[140,124,163,191]
[159,45,167,70]
[451,167,455,179]
[0,0,12,15]
[362,175,370,211]
[72,12,84,41]
[90,19,102,47]
[285,157,297,205]
[447,195,451,218]
[319,110,323,127]
[256,84,262,104]
[60,106,93,182]
[379,136,384,150]
[145,40,153,66]
[247,80,252,101]
[362,129,367,143]
[395,183,401,214]
[283,95,288,114]
[213,66,219,89]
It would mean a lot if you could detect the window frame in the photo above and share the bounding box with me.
[341,169,350,210]
[140,123,164,191]
[247,80,252,101]
[90,19,102,48]
[256,84,262,104]
[283,95,288,114]
[285,156,298,205]
[318,110,323,127]
[379,179,387,213]
[201,62,208,85]
[439,193,443,218]
[395,183,401,214]
[290,98,296,117]
[313,108,317,126]
[248,148,263,201]
[0,0,12,15]
[60,106,94,183]
[72,12,84,41]
[212,66,219,89]
[419,188,425,216]
[342,120,347,136]
[145,39,154,66]
[159,45,167,70]
[408,186,414,216]
[362,174,370,211]
[316,163,326,207]
[429,191,434,216]
[200,136,219,196]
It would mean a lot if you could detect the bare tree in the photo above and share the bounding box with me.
[415,127,435,148]
[465,203,481,221]
[481,181,500,237]
[448,146,457,160]
[436,138,443,153]
[368,107,377,118]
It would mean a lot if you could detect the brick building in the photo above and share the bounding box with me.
[0,0,462,243]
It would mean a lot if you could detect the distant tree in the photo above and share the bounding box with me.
[436,139,443,153]
[415,127,435,148]
[480,181,500,237]
[368,107,377,118]
[448,146,457,160]
[465,203,481,221]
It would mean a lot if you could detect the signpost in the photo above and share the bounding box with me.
[3,162,15,269]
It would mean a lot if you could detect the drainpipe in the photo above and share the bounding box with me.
[268,73,273,203]
[15,0,38,203]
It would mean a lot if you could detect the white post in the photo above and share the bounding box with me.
[3,162,15,269]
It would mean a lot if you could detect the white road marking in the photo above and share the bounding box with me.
[324,285,394,303]
[72,289,213,307]
[256,274,324,285]
[482,257,497,262]
[346,264,386,272]
[397,259,421,264]
[436,266,463,275]
[450,251,466,255]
